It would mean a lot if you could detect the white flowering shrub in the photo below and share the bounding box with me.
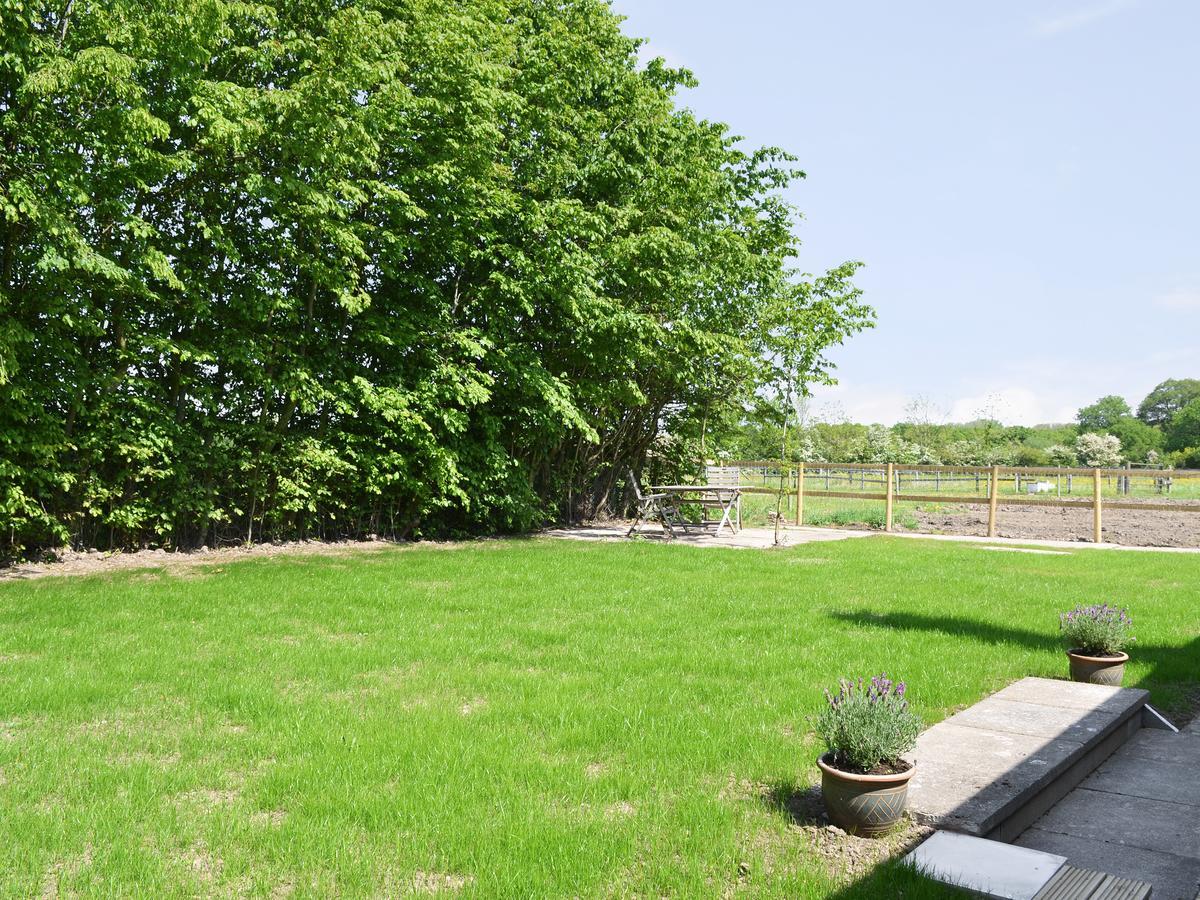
[1075,432,1122,467]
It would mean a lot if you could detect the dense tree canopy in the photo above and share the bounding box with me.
[1077,395,1132,432]
[0,0,871,556]
[1166,399,1200,454]
[1138,379,1200,428]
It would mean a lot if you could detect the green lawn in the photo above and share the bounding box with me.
[1,537,1197,897]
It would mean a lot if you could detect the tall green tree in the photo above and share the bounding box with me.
[0,0,870,557]
[1138,378,1200,427]
[1076,395,1133,432]
[1166,399,1200,453]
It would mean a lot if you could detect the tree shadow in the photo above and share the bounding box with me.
[829,609,1058,653]
[827,609,1200,719]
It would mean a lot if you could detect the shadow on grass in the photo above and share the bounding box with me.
[829,610,1200,720]
[806,616,1200,897]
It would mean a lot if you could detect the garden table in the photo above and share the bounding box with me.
[650,484,742,536]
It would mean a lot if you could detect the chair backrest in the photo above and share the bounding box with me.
[705,465,740,487]
[628,469,645,501]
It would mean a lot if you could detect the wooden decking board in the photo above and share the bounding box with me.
[1033,866,1151,900]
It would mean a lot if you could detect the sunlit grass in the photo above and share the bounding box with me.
[0,538,1196,897]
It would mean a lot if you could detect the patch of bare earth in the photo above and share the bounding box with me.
[0,535,520,582]
[174,787,241,811]
[717,776,931,888]
[905,502,1200,548]
[458,697,487,716]
[408,871,475,894]
[179,839,222,886]
[250,809,287,827]
[40,844,94,898]
[0,539,400,581]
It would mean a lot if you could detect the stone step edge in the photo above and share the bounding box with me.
[906,682,1150,841]
[982,693,1147,843]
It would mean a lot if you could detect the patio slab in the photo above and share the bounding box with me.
[907,677,1147,839]
[541,524,873,549]
[1116,728,1200,766]
[1027,789,1200,859]
[1017,828,1200,900]
[905,830,1066,899]
[1083,754,1200,806]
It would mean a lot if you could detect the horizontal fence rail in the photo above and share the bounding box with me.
[711,461,1200,545]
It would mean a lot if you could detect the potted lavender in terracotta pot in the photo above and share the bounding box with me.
[1060,604,1134,685]
[815,673,922,837]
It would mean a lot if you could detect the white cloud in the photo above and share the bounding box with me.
[1154,288,1200,312]
[948,389,1076,426]
[1032,0,1138,38]
[805,382,1080,427]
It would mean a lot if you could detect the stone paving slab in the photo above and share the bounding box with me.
[1117,729,1200,765]
[907,678,1147,837]
[906,830,1066,899]
[1029,789,1200,859]
[909,724,1084,834]
[1187,716,1200,736]
[1084,754,1200,806]
[1016,829,1200,900]
[990,679,1130,712]
[946,697,1142,743]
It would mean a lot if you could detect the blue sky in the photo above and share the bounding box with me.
[611,0,1199,426]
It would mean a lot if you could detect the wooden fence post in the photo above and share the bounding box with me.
[885,462,895,532]
[1093,468,1103,544]
[795,462,805,526]
[988,466,1000,537]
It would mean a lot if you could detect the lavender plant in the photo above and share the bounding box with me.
[815,674,922,773]
[1059,604,1134,655]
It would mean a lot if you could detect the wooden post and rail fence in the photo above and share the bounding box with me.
[724,461,1200,544]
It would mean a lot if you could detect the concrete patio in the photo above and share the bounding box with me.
[541,523,874,549]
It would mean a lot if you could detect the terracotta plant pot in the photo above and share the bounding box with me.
[1067,649,1129,686]
[817,753,915,837]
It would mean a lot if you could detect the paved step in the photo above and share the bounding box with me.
[1017,729,1200,900]
[907,677,1148,840]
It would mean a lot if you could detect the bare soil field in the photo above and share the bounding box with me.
[905,503,1200,548]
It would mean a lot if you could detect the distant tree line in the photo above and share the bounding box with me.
[0,1,873,558]
[725,378,1200,469]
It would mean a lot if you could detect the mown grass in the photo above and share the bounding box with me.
[1,537,1197,897]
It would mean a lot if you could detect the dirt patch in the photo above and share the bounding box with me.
[713,775,931,887]
[458,697,487,716]
[904,503,1200,548]
[603,800,636,819]
[408,871,474,894]
[251,809,287,827]
[175,787,241,810]
[0,538,414,581]
[40,843,94,898]
[179,840,222,885]
[766,783,931,882]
